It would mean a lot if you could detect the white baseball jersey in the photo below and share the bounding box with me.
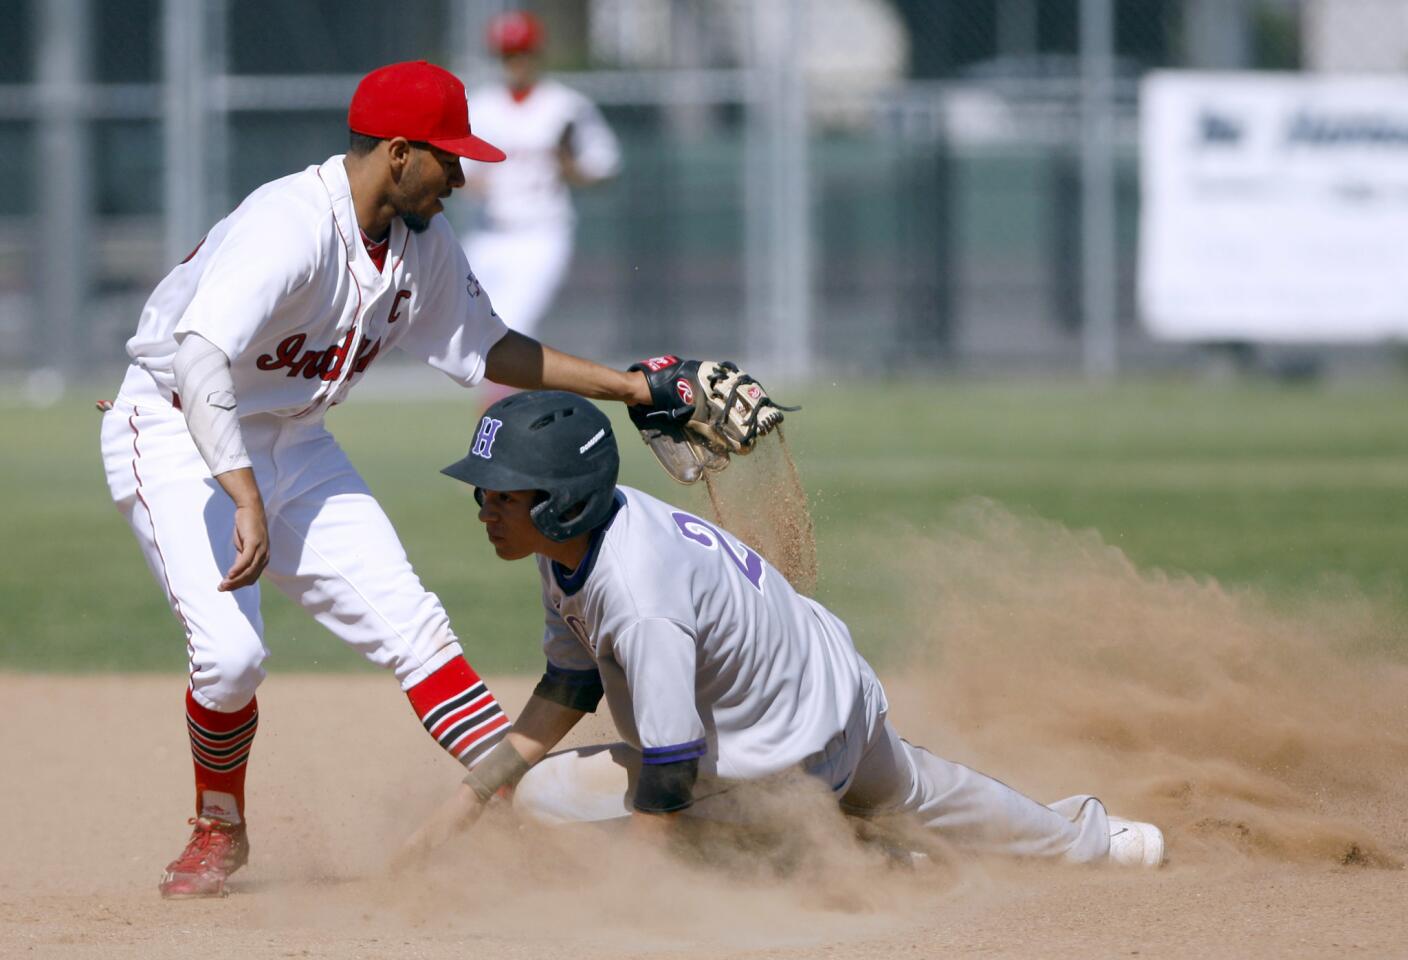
[465,79,621,230]
[537,486,867,781]
[103,153,515,757]
[121,154,507,416]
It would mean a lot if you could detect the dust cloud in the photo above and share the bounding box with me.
[387,495,1408,948]
[698,428,818,595]
[378,785,946,950]
[669,443,1406,874]
[881,498,1408,869]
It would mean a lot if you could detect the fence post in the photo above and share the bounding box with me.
[1080,0,1118,380]
[164,0,209,266]
[749,0,813,379]
[36,0,89,379]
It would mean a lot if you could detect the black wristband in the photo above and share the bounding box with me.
[633,758,699,814]
[533,667,604,713]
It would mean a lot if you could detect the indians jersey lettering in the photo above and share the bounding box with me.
[120,155,508,418]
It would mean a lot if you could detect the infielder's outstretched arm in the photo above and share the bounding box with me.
[484,330,650,405]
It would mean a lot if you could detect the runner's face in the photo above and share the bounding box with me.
[476,489,548,560]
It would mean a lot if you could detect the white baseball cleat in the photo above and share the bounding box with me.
[1107,816,1165,868]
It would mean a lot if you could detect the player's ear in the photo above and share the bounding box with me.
[385,137,413,176]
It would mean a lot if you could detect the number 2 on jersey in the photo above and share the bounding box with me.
[670,511,766,592]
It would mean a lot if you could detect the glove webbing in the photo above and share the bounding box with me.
[705,361,800,448]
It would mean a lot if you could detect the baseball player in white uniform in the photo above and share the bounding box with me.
[460,11,621,343]
[397,392,1166,870]
[98,61,748,899]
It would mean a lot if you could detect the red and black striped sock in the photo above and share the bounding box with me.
[185,688,258,825]
[407,657,510,768]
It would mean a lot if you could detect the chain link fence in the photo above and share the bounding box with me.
[0,0,1400,397]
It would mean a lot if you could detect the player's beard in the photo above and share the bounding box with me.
[401,211,433,233]
[395,163,439,233]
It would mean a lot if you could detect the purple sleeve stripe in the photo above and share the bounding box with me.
[640,739,707,765]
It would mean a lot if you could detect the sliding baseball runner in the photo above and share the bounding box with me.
[396,390,1166,870]
[99,60,779,899]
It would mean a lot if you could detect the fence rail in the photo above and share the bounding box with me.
[0,0,1398,392]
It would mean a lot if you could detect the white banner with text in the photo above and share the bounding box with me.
[1140,71,1408,342]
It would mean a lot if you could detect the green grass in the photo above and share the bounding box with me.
[4,379,1407,674]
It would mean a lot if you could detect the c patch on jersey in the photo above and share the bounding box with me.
[471,417,503,459]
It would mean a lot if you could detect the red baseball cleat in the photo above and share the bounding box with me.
[158,817,250,899]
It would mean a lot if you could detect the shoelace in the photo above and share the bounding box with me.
[169,818,237,870]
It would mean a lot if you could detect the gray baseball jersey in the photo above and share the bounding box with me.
[537,485,868,781]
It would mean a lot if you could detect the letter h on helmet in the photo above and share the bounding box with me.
[471,417,503,459]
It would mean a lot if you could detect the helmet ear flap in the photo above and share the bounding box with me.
[528,484,611,542]
[528,493,557,539]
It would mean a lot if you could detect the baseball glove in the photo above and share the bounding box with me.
[628,356,796,484]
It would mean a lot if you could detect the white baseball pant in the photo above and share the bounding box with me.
[100,399,465,711]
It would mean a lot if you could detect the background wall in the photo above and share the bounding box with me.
[1,0,1402,400]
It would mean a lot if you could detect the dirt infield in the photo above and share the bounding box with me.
[2,666,1403,960]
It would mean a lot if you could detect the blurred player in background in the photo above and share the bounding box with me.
[461,11,621,352]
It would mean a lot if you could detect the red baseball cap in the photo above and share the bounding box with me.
[348,60,505,163]
[487,11,544,56]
